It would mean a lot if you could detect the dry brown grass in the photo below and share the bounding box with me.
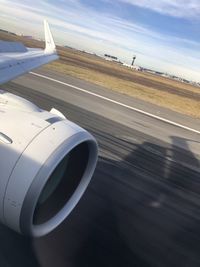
[45,60,200,117]
[1,30,200,118]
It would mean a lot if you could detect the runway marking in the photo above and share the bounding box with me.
[30,71,200,135]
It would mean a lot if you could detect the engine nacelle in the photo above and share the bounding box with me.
[0,91,98,237]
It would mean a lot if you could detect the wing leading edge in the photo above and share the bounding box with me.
[0,20,58,85]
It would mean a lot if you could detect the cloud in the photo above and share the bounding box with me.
[1,0,198,48]
[118,0,200,18]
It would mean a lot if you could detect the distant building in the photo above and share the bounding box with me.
[0,29,17,36]
[21,35,33,39]
[104,54,118,62]
[123,63,141,71]
[131,55,136,66]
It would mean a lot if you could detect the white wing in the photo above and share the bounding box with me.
[0,20,58,85]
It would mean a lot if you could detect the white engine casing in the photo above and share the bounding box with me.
[0,91,98,237]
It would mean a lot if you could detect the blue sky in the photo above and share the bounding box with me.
[0,0,200,81]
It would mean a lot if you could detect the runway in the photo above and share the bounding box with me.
[1,68,200,267]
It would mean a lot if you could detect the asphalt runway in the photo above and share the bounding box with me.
[1,69,200,267]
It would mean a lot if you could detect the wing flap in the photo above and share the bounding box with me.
[0,41,27,53]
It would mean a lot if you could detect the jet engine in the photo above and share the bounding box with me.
[0,91,98,237]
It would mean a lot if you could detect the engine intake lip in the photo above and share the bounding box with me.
[20,131,98,237]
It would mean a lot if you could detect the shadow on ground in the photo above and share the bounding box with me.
[31,134,200,267]
[0,133,200,267]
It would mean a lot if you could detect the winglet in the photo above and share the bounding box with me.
[44,20,56,54]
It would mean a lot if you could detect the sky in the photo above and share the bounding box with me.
[0,0,200,82]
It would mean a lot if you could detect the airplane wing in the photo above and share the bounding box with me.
[0,20,58,85]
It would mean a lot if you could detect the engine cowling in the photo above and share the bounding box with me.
[0,91,98,237]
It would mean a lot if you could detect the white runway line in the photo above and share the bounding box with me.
[30,71,200,135]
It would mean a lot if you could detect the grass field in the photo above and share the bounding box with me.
[1,30,200,118]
